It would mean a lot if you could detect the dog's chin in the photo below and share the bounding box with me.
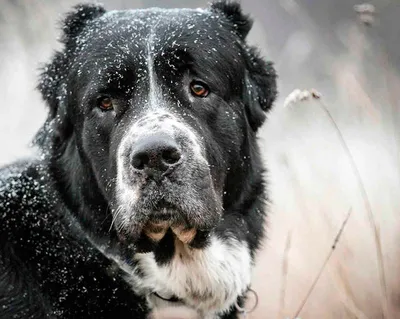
[113,194,222,248]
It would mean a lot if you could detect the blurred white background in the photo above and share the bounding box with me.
[1,0,399,318]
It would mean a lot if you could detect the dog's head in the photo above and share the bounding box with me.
[37,1,276,249]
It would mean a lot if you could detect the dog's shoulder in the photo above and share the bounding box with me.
[0,159,56,235]
[0,159,56,317]
[0,159,148,318]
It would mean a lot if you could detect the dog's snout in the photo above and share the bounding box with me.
[131,134,182,177]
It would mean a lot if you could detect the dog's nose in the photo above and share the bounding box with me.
[131,134,182,177]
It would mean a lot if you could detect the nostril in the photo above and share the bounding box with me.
[132,153,149,170]
[162,148,181,165]
[130,134,182,174]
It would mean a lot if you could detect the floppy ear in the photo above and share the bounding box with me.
[243,47,277,131]
[210,1,277,132]
[35,4,106,148]
[210,1,253,39]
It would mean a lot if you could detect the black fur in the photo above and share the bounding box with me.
[0,1,277,318]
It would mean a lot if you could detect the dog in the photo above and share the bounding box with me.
[0,1,277,318]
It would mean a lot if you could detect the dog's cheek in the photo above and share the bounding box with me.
[80,117,115,195]
[204,110,244,188]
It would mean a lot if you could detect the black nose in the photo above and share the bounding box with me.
[131,134,182,177]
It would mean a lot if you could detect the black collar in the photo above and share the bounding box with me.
[152,288,259,314]
[153,292,181,303]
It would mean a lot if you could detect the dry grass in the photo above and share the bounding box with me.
[318,96,389,318]
[291,207,352,318]
[278,231,292,318]
[250,1,399,318]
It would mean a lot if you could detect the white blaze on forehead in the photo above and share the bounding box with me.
[114,18,209,232]
[146,27,161,111]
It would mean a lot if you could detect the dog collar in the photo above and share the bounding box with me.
[235,288,259,317]
[152,291,181,303]
[151,287,259,316]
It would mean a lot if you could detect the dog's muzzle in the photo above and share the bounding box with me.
[114,111,223,244]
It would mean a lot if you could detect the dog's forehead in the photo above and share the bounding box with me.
[77,7,232,56]
[102,7,211,26]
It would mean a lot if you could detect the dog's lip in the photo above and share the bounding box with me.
[153,198,176,209]
[148,207,175,221]
[151,198,180,214]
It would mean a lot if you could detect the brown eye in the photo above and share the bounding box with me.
[98,96,113,110]
[190,81,209,97]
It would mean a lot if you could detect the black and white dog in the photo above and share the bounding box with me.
[0,1,277,318]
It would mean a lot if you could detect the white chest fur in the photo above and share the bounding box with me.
[130,235,252,317]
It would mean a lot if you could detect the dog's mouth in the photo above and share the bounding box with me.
[141,199,198,244]
[113,189,209,246]
[149,199,179,221]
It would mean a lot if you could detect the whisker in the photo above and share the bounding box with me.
[109,205,123,233]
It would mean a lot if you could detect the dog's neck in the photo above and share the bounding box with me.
[92,229,251,318]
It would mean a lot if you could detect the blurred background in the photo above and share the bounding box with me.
[1,0,399,318]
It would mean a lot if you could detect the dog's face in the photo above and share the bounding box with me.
[38,2,277,248]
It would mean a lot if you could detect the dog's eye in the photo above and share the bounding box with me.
[190,81,209,98]
[97,96,114,111]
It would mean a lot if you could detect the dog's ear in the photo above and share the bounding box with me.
[38,3,105,115]
[243,48,277,131]
[61,3,106,45]
[36,4,105,148]
[211,1,277,131]
[210,1,253,39]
